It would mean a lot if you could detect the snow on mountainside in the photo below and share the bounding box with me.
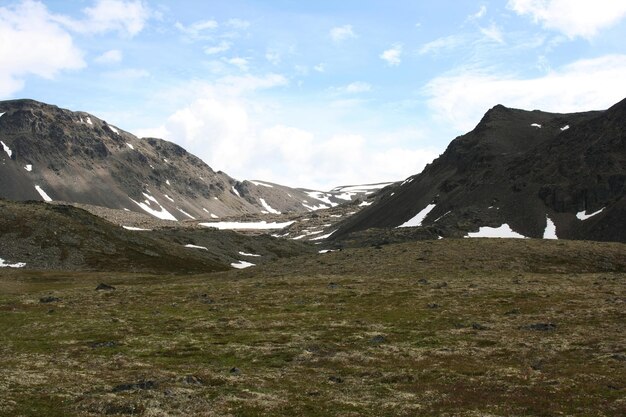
[0,99,381,221]
[332,97,626,243]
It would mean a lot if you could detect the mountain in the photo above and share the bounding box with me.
[0,99,381,221]
[332,98,626,243]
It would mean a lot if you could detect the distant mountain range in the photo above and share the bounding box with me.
[1,97,624,245]
[0,99,388,221]
[333,97,626,243]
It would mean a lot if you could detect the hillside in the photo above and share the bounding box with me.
[0,99,383,222]
[332,98,626,243]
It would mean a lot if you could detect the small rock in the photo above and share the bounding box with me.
[112,380,157,392]
[198,294,214,304]
[229,367,241,376]
[327,282,340,289]
[427,303,439,309]
[328,376,343,383]
[610,353,626,362]
[370,335,386,345]
[504,309,521,316]
[183,375,203,385]
[39,296,61,303]
[90,341,118,348]
[417,278,429,285]
[433,282,448,289]
[95,283,116,291]
[472,323,488,330]
[525,323,556,332]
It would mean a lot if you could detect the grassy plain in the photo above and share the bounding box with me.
[1,239,625,416]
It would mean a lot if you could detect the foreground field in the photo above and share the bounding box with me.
[1,239,625,416]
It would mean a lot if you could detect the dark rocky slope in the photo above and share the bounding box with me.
[0,99,378,221]
[332,98,626,243]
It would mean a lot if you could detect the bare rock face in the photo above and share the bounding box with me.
[0,99,379,221]
[333,98,626,243]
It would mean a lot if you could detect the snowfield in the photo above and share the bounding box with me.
[466,224,526,239]
[398,204,436,228]
[200,221,295,230]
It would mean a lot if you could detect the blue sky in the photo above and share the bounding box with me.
[2,0,626,189]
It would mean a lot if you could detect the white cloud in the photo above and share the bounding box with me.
[423,54,626,133]
[265,49,281,65]
[468,5,487,20]
[175,19,218,39]
[331,82,372,94]
[56,0,152,37]
[508,0,626,39]
[480,22,505,43]
[380,44,402,66]
[419,35,465,55]
[226,18,250,30]
[95,49,123,64]
[135,74,436,189]
[223,57,249,72]
[0,0,85,97]
[204,41,231,55]
[314,63,326,72]
[329,25,356,42]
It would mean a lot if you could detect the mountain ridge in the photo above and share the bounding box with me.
[0,99,384,221]
[331,98,625,243]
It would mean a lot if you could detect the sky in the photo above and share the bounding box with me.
[2,0,626,190]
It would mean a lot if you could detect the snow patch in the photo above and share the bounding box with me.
[24,164,32,172]
[303,203,329,211]
[164,194,174,202]
[318,249,338,254]
[232,186,241,197]
[359,201,372,207]
[231,260,255,269]
[166,179,170,185]
[0,112,4,118]
[434,211,451,222]
[576,207,604,220]
[531,123,541,128]
[185,244,208,250]
[466,224,526,238]
[130,197,177,221]
[310,230,336,241]
[259,198,281,214]
[560,125,570,131]
[200,221,295,230]
[398,204,436,228]
[401,177,414,186]
[86,117,93,125]
[34,185,52,202]
[0,257,26,268]
[335,192,356,201]
[177,208,196,220]
[109,125,120,134]
[142,192,158,205]
[250,180,273,188]
[332,183,393,193]
[239,251,261,257]
[543,216,558,239]
[123,226,150,231]
[305,191,338,207]
[1,141,12,158]
[126,142,134,150]
[210,213,219,219]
